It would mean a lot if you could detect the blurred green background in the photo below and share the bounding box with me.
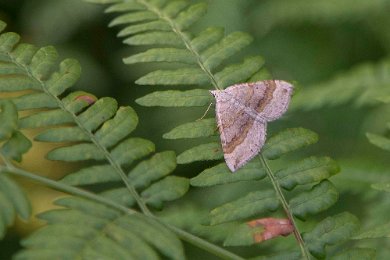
[1,0,390,258]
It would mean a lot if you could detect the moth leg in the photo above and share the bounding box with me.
[196,102,213,121]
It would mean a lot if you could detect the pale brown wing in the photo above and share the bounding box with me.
[224,80,293,122]
[211,90,267,172]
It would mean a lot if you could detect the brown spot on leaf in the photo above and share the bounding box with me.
[75,95,97,105]
[247,217,294,243]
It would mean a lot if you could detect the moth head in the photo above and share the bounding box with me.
[210,90,219,98]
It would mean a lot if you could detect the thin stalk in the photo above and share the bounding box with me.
[0,156,243,260]
[259,154,311,260]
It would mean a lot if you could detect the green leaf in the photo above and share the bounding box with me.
[177,142,223,164]
[215,56,264,88]
[18,197,183,260]
[162,0,189,17]
[136,68,210,85]
[136,89,212,107]
[275,156,340,190]
[202,32,253,71]
[142,176,189,208]
[332,248,376,260]
[0,173,31,239]
[35,127,88,142]
[353,222,390,239]
[366,132,390,152]
[0,32,20,53]
[47,143,105,162]
[163,118,216,139]
[304,212,359,259]
[94,106,138,148]
[123,32,183,47]
[100,188,135,207]
[174,3,207,30]
[11,43,38,66]
[0,100,18,141]
[249,68,272,82]
[105,2,145,13]
[291,59,390,110]
[11,93,57,110]
[290,180,339,220]
[0,192,15,238]
[30,46,58,80]
[262,128,319,160]
[223,223,260,246]
[0,174,31,222]
[84,0,121,4]
[109,11,157,27]
[124,48,196,64]
[210,190,279,225]
[371,182,390,192]
[0,74,40,92]
[190,161,265,187]
[47,59,81,96]
[61,165,118,186]
[78,97,118,132]
[250,251,301,260]
[190,27,225,53]
[1,131,32,162]
[111,138,155,166]
[19,110,73,129]
[117,21,171,37]
[118,215,185,260]
[128,151,177,189]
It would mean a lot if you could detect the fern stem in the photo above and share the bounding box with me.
[164,222,245,260]
[259,154,311,260]
[7,54,152,217]
[137,0,223,90]
[0,158,135,215]
[0,157,244,260]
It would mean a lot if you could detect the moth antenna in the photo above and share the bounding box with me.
[196,102,213,121]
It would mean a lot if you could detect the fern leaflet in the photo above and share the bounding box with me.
[0,100,31,239]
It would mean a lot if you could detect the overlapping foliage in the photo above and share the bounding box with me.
[85,0,372,258]
[0,21,189,258]
[0,100,31,239]
[0,0,387,258]
[291,59,390,110]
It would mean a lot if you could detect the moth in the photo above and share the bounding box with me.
[210,80,293,172]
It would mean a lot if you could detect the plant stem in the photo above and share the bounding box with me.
[164,223,244,260]
[0,157,243,260]
[259,154,311,260]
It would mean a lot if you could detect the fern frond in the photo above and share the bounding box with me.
[332,248,376,260]
[0,20,193,256]
[0,22,190,214]
[291,59,390,111]
[354,222,390,240]
[15,197,184,260]
[0,100,31,239]
[88,1,365,258]
[303,212,359,258]
[366,96,390,192]
[188,128,356,257]
[249,0,390,35]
